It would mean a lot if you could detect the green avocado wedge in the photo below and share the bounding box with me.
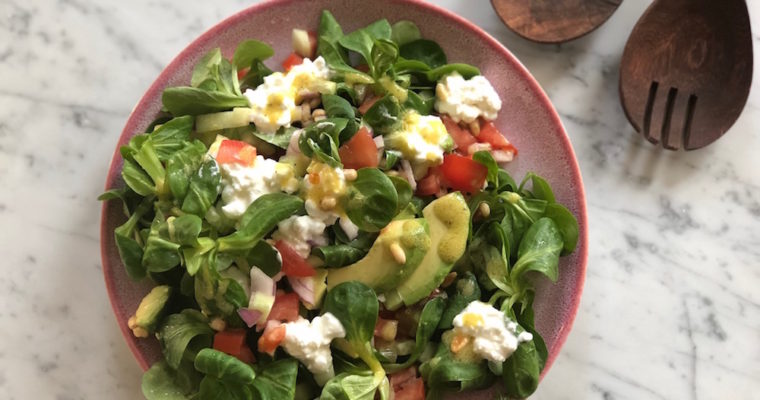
[384,192,470,310]
[129,285,172,337]
[326,218,430,292]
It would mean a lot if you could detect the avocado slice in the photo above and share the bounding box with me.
[384,192,470,310]
[326,218,430,292]
[128,285,172,338]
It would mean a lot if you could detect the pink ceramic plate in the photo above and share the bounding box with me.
[100,0,588,397]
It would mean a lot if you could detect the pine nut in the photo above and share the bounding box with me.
[209,317,226,332]
[301,103,312,123]
[296,89,319,104]
[343,168,358,181]
[389,242,406,264]
[469,121,480,136]
[320,196,337,210]
[312,108,326,122]
[478,202,491,218]
[309,97,322,108]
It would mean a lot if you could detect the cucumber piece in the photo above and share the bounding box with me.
[195,107,252,133]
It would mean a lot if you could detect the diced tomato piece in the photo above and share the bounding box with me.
[390,367,418,391]
[216,140,257,166]
[338,127,379,169]
[390,368,425,400]
[282,52,304,72]
[213,329,246,355]
[477,120,518,154]
[237,67,249,80]
[394,377,425,400]
[439,153,487,193]
[237,344,256,364]
[441,115,477,152]
[358,95,379,115]
[257,324,286,356]
[266,292,301,323]
[415,168,441,196]
[275,241,316,277]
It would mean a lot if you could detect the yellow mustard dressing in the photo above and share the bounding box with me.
[461,313,484,328]
[400,219,431,252]
[264,92,286,125]
[305,162,347,212]
[432,194,470,264]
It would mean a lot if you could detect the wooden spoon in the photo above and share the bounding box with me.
[490,0,622,44]
[619,0,753,150]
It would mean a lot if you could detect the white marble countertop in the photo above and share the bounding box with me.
[1,0,758,398]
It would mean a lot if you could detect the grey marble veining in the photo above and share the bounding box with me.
[0,0,758,399]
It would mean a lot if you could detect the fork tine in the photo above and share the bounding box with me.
[661,87,679,150]
[645,81,676,145]
[642,81,660,143]
[682,95,698,150]
[664,90,697,150]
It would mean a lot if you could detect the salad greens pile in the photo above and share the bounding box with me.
[101,10,580,400]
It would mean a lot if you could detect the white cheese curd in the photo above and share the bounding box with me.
[217,156,299,219]
[244,56,334,133]
[338,217,359,241]
[391,110,451,166]
[280,313,346,386]
[435,72,502,123]
[305,199,340,226]
[289,56,332,91]
[245,73,292,134]
[452,301,533,363]
[272,215,328,258]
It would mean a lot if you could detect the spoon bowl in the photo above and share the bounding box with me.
[491,0,622,44]
[619,0,753,150]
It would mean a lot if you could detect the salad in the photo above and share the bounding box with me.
[101,10,579,400]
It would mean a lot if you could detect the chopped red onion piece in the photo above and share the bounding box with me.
[400,160,417,191]
[237,308,263,328]
[288,275,315,305]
